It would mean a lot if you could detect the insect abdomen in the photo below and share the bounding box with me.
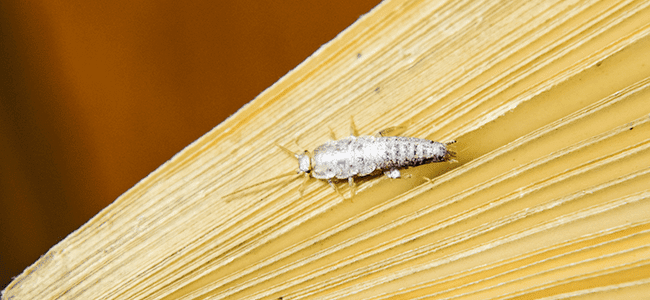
[372,136,448,170]
[311,136,450,180]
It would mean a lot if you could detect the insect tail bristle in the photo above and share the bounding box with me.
[444,140,457,162]
[445,149,456,159]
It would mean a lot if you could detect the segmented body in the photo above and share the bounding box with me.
[224,127,455,200]
[299,135,453,180]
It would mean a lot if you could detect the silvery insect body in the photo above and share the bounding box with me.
[226,122,455,200]
[287,124,455,197]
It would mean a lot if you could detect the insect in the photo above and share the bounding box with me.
[225,120,455,199]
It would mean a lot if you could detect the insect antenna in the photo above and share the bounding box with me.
[222,142,319,201]
[275,143,301,159]
[222,171,299,201]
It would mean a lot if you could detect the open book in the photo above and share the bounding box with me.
[4,0,650,299]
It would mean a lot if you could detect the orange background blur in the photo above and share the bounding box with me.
[0,0,380,289]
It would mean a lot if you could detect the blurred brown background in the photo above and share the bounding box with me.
[0,0,380,289]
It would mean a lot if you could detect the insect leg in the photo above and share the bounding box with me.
[327,179,346,199]
[348,177,357,196]
[328,127,337,140]
[375,126,408,137]
[384,168,401,179]
[349,116,359,136]
[298,172,310,196]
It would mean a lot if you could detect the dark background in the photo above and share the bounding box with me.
[0,0,381,289]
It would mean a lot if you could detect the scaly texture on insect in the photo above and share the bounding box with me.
[290,129,455,197]
[225,125,455,200]
[300,136,453,180]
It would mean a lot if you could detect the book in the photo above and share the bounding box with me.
[4,0,650,299]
